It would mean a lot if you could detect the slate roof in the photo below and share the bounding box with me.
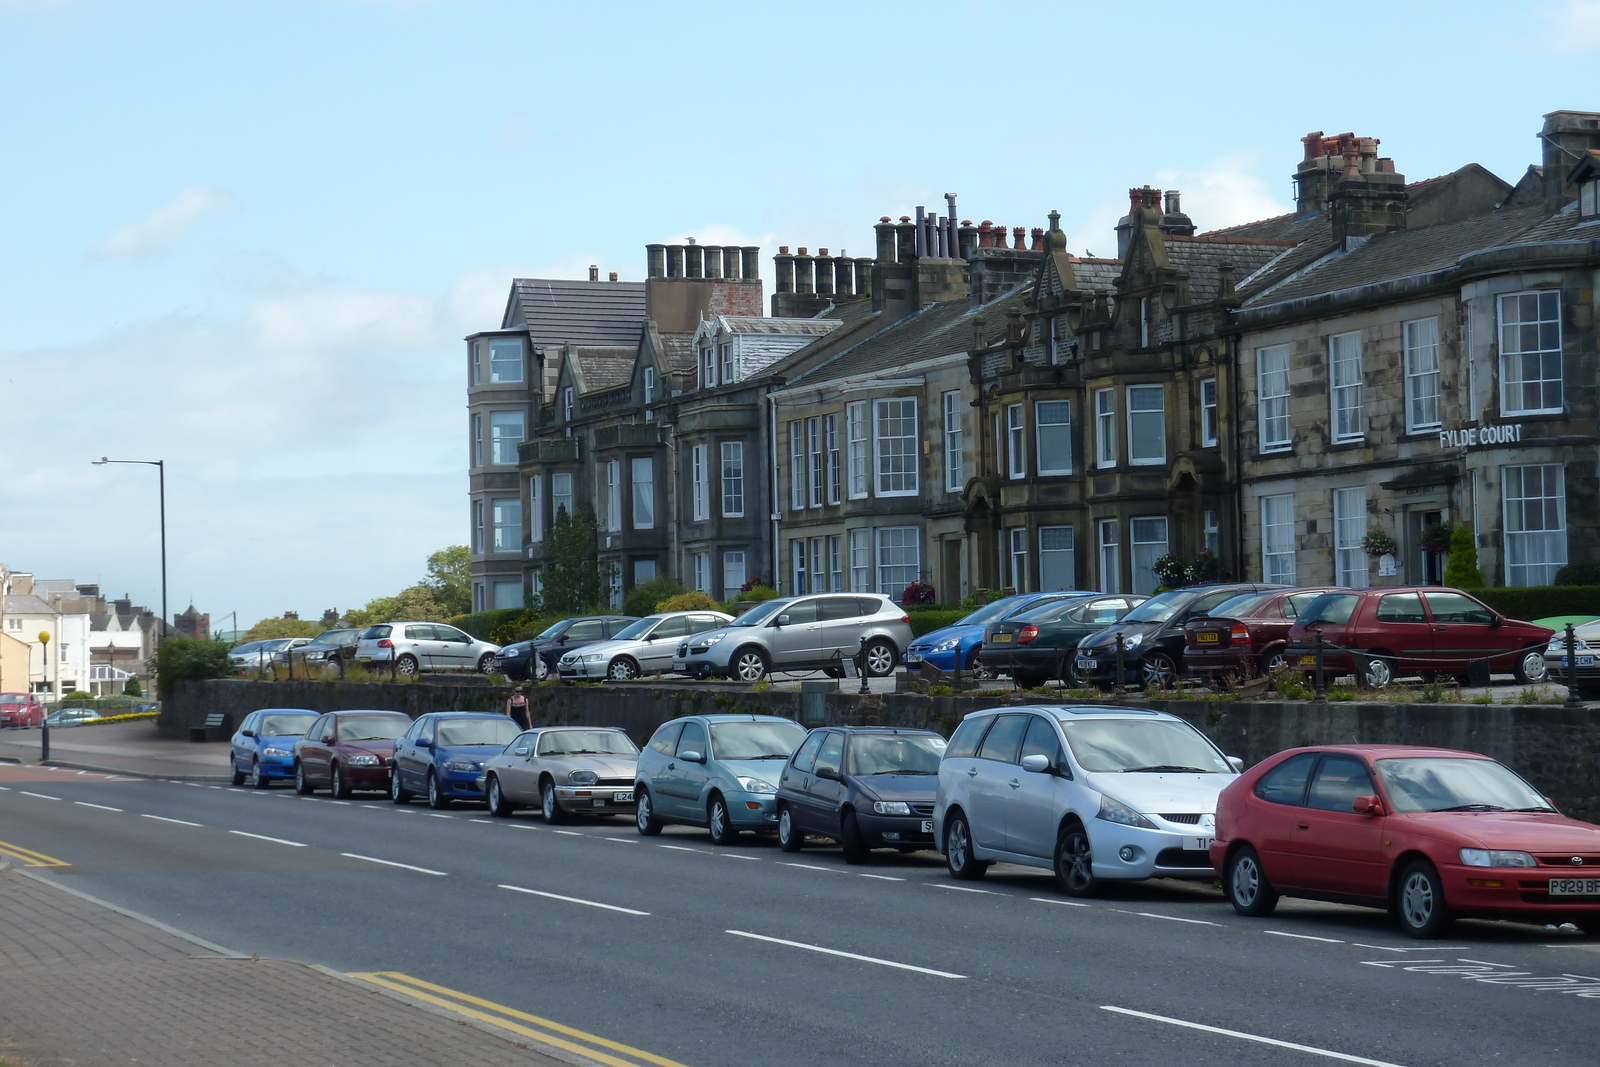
[716,316,840,336]
[502,279,646,346]
[3,594,54,616]
[1163,236,1297,302]
[571,347,637,395]
[1202,210,1327,243]
[654,331,697,375]
[1069,258,1121,290]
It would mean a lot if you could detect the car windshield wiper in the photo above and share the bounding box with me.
[1511,806,1558,813]
[1428,803,1507,812]
[869,769,935,775]
[1123,765,1213,774]
[740,753,791,760]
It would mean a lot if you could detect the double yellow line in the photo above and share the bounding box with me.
[0,839,70,868]
[348,971,691,1067]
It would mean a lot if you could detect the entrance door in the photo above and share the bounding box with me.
[942,540,961,604]
[1417,510,1444,585]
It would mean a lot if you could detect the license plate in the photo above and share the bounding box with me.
[1076,658,1096,670]
[1184,837,1214,852]
[992,633,1012,643]
[905,653,923,663]
[1196,632,1220,643]
[1559,656,1596,667]
[615,791,633,803]
[921,820,933,833]
[1300,655,1317,666]
[1549,878,1600,896]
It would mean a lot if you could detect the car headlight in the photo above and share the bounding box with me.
[1459,848,1536,868]
[262,747,292,758]
[700,631,727,645]
[443,760,481,772]
[872,801,912,815]
[502,647,523,657]
[735,776,777,794]
[930,638,960,653]
[346,755,381,767]
[1096,795,1155,829]
[1119,632,1144,650]
[568,769,599,785]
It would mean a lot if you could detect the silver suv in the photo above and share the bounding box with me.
[672,594,912,682]
[354,622,500,676]
[559,610,733,680]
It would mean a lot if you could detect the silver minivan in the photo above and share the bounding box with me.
[672,595,914,682]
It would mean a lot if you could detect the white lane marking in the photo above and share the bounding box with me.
[604,837,639,845]
[661,844,709,854]
[470,819,496,824]
[553,830,584,836]
[207,785,224,790]
[779,862,837,872]
[0,786,10,790]
[74,801,123,812]
[20,791,59,801]
[228,830,306,847]
[183,782,204,788]
[510,824,537,830]
[141,814,202,826]
[933,884,993,894]
[1133,912,1218,927]
[327,800,350,806]
[1030,896,1091,907]
[498,884,649,916]
[1266,931,1344,943]
[1353,943,1465,953]
[340,853,448,876]
[76,770,86,775]
[1101,1006,1407,1067]
[425,813,453,820]
[727,930,965,979]
[859,873,905,881]
[720,853,759,861]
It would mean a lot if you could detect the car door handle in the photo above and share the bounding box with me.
[1434,626,1447,631]
[1008,778,1021,789]
[667,762,676,770]
[967,767,978,777]
[1297,822,1310,830]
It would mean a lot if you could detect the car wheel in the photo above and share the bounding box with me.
[541,778,569,824]
[1514,648,1550,685]
[732,647,769,683]
[331,763,352,800]
[390,768,412,805]
[230,758,246,787]
[635,787,663,836]
[427,770,450,810]
[608,657,640,681]
[1014,669,1050,689]
[477,653,495,674]
[944,812,988,880]
[777,805,803,852]
[396,654,419,677]
[1360,656,1394,689]
[1396,859,1454,938]
[1054,824,1100,897]
[1225,846,1279,917]
[487,775,513,817]
[294,762,314,795]
[965,649,996,681]
[840,811,869,864]
[534,656,549,681]
[250,759,268,790]
[1141,652,1178,689]
[707,794,738,845]
[1261,649,1289,674]
[863,640,896,678]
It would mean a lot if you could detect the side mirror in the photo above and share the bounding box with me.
[678,750,705,764]
[1226,756,1244,773]
[241,729,256,738]
[418,739,433,750]
[815,765,840,781]
[1352,794,1385,816]
[1020,753,1052,774]
[774,614,790,627]
[1489,615,1503,627]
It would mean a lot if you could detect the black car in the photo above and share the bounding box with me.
[979,593,1147,687]
[281,627,361,674]
[775,727,947,862]
[1073,583,1286,689]
[492,615,637,681]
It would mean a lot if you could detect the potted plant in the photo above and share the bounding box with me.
[1420,522,1453,555]
[900,579,937,607]
[1152,553,1188,589]
[1185,550,1224,584]
[1361,529,1399,558]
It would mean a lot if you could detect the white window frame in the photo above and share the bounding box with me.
[472,500,484,554]
[1125,384,1166,466]
[848,529,871,591]
[1258,344,1291,452]
[631,457,654,530]
[690,444,708,522]
[490,411,524,466]
[808,416,823,508]
[1038,526,1075,591]
[1006,403,1025,479]
[1329,331,1363,443]
[1199,378,1218,447]
[643,366,656,421]
[720,342,735,385]
[528,474,543,543]
[551,472,573,522]
[1403,317,1441,433]
[873,397,919,497]
[721,441,744,518]
[810,537,825,593]
[1008,527,1028,591]
[1094,388,1116,468]
[468,342,481,387]
[942,390,964,492]
[828,534,843,594]
[1503,463,1568,586]
[562,386,574,423]
[1036,400,1071,476]
[875,526,920,594]
[1139,296,1150,348]
[471,413,483,468]
[1203,509,1219,557]
[491,497,521,553]
[1260,494,1296,585]
[846,401,869,500]
[693,551,710,593]
[722,551,746,601]
[701,348,717,390]
[605,460,621,533]
[1097,518,1120,594]
[1499,291,1563,416]
[1332,486,1367,588]
[1129,516,1168,596]
[789,421,806,511]
[824,414,840,505]
[489,339,523,383]
[792,538,808,595]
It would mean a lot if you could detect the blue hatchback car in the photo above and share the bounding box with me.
[634,714,810,844]
[904,593,1087,677]
[390,712,524,809]
[230,708,318,788]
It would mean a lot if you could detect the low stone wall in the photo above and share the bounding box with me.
[166,679,1600,820]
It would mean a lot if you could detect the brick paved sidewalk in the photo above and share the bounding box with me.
[0,867,568,1067]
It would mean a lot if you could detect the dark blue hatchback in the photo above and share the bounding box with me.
[391,712,524,809]
[774,727,947,862]
[230,708,318,788]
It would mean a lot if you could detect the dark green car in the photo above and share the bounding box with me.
[978,594,1148,687]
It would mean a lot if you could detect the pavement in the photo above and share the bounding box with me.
[0,719,232,780]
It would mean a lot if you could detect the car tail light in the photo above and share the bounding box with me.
[1230,622,1251,645]
[377,638,394,649]
[900,614,911,624]
[1018,625,1039,645]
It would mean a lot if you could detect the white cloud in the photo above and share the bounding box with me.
[91,186,236,261]
[1535,0,1600,51]
[659,223,776,252]
[1065,158,1291,259]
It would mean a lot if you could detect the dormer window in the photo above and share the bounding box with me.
[562,386,574,422]
[1139,297,1151,348]
[700,347,717,389]
[1582,179,1599,217]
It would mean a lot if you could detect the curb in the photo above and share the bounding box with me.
[11,868,245,958]
[39,758,229,782]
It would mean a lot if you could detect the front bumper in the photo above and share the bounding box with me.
[553,784,636,813]
[1071,649,1146,685]
[727,791,779,828]
[855,811,937,847]
[977,646,1064,674]
[1089,821,1217,880]
[558,660,606,679]
[1437,864,1600,920]
[493,654,534,679]
[440,768,486,795]
[258,756,296,779]
[904,647,959,671]
[672,654,728,678]
[342,763,392,788]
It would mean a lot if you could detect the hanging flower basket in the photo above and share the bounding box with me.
[1420,522,1453,555]
[1361,529,1399,558]
[900,579,936,606]
[1185,551,1224,584]
[1152,553,1188,589]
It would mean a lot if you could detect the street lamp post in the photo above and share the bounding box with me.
[92,458,166,643]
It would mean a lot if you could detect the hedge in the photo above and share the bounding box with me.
[1476,586,1600,622]
[451,608,564,645]
[908,608,967,637]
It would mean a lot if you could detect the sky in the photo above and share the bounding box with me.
[2,0,1597,631]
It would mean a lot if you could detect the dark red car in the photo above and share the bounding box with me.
[1183,588,1342,679]
[1284,587,1552,688]
[292,710,409,798]
[0,692,45,728]
[1212,744,1600,938]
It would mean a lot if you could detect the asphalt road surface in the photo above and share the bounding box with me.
[3,761,1597,1067]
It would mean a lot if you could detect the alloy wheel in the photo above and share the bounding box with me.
[1057,828,1097,896]
[734,650,767,683]
[864,642,895,677]
[396,655,418,677]
[608,658,638,681]
[1141,653,1177,689]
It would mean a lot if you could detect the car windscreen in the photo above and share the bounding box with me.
[1300,593,1360,626]
[535,621,567,640]
[610,616,662,641]
[1203,592,1271,618]
[536,729,639,757]
[0,693,30,702]
[231,642,263,654]
[709,720,808,759]
[1374,757,1553,813]
[1012,597,1090,623]
[259,714,316,736]
[1119,588,1196,625]
[437,718,524,747]
[956,597,1029,627]
[847,734,947,775]
[337,715,407,741]
[728,600,786,627]
[1059,718,1232,774]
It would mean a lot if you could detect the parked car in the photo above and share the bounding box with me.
[1073,584,1285,689]
[934,705,1241,896]
[278,628,361,672]
[479,726,641,822]
[1182,588,1342,680]
[390,712,524,808]
[775,727,947,862]
[557,611,733,680]
[292,710,410,797]
[1545,619,1600,699]
[230,638,310,671]
[980,593,1148,687]
[229,708,318,787]
[0,692,45,728]
[1285,588,1553,688]
[354,622,500,676]
[493,616,637,681]
[672,595,913,682]
[904,593,1081,679]
[634,714,810,842]
[43,706,100,728]
[1212,744,1600,938]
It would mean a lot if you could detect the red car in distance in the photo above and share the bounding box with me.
[0,692,45,728]
[1284,587,1552,689]
[1212,744,1600,938]
[292,710,410,798]
[1183,588,1342,680]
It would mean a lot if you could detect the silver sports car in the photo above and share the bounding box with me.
[478,726,639,822]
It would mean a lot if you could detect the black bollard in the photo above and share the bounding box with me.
[1566,622,1583,708]
[1313,626,1327,703]
[1115,632,1126,693]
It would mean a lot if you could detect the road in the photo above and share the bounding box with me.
[2,761,1597,1067]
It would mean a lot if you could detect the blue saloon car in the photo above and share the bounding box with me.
[390,711,524,809]
[230,708,319,788]
[904,593,1087,677]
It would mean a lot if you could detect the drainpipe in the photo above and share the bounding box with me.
[1228,329,1245,581]
[768,391,781,594]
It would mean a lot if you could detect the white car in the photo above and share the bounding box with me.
[933,705,1241,897]
[559,610,734,680]
[354,622,500,676]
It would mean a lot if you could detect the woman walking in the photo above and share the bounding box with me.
[505,685,532,730]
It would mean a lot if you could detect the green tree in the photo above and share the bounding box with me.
[345,585,452,628]
[536,507,612,616]
[242,617,325,642]
[422,545,472,616]
[152,636,232,699]
[624,576,685,618]
[1442,523,1485,588]
[123,675,142,697]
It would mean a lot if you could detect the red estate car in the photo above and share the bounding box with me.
[1183,588,1343,679]
[0,692,44,728]
[1284,587,1552,688]
[1211,745,1600,938]
[292,710,410,798]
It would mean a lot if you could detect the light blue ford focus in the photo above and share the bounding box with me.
[634,714,809,844]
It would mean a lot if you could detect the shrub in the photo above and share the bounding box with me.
[1185,551,1224,584]
[1442,524,1484,588]
[723,584,780,614]
[454,608,534,643]
[123,675,142,697]
[624,577,685,619]
[1555,561,1600,586]
[1152,554,1188,588]
[657,591,721,613]
[152,636,232,699]
[60,690,94,705]
[908,608,966,637]
[1475,586,1600,621]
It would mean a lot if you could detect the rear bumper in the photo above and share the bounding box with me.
[1183,647,1251,674]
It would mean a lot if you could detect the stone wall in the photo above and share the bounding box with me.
[166,679,1600,820]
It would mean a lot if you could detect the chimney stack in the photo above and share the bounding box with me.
[588,265,599,282]
[815,249,834,295]
[704,246,722,279]
[608,272,618,282]
[647,244,666,278]
[1541,110,1600,214]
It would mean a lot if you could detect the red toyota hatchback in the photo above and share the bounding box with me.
[1211,744,1600,937]
[0,692,45,728]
